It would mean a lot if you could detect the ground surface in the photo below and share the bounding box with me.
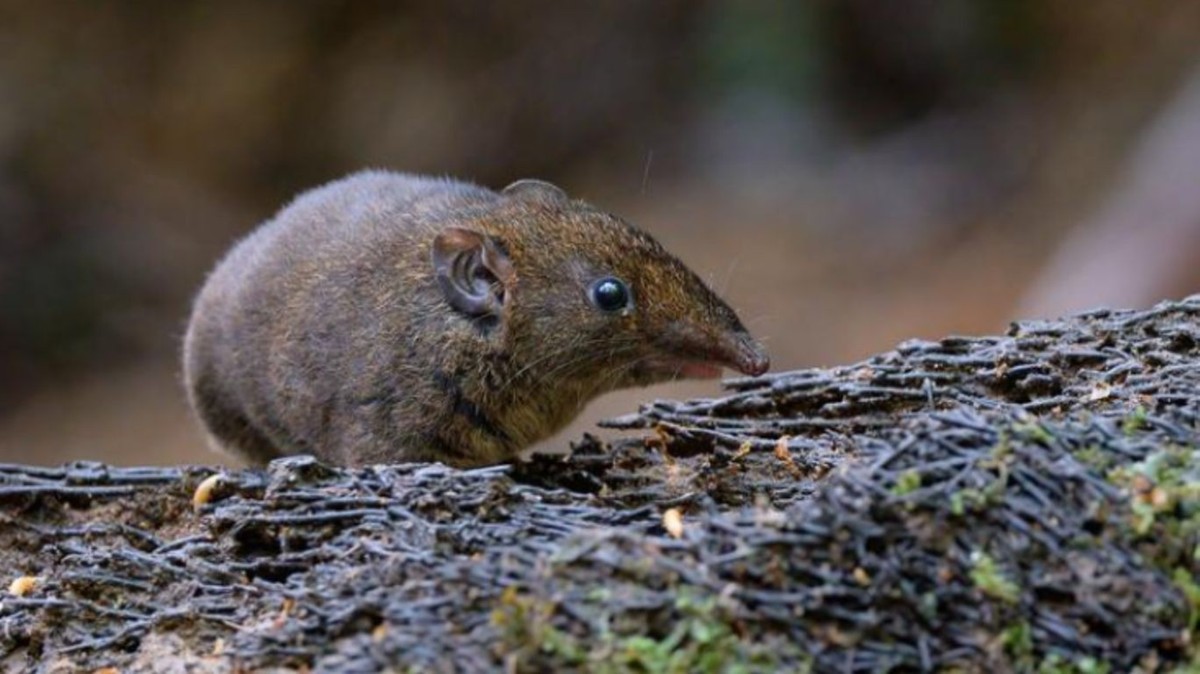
[2,299,1200,672]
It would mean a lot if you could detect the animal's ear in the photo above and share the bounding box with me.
[502,179,568,204]
[431,228,515,319]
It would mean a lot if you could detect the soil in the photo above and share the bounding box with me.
[3,298,1200,672]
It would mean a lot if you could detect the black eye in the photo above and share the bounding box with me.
[590,277,630,313]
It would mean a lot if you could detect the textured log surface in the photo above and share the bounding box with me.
[3,298,1200,672]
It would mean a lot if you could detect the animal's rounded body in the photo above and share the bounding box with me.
[183,171,767,467]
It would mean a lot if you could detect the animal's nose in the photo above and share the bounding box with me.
[726,332,769,376]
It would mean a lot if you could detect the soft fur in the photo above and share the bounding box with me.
[183,171,767,467]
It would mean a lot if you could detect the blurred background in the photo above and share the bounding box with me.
[2,1,1199,466]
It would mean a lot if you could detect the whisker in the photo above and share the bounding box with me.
[504,333,642,390]
[529,337,642,388]
[719,255,741,296]
[640,150,654,196]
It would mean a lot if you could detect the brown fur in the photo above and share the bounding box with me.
[182,171,767,467]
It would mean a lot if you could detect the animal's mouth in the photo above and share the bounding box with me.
[641,323,770,380]
[637,357,725,381]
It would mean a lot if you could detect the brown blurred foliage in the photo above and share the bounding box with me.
[1,1,1198,464]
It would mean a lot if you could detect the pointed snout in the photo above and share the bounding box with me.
[658,322,770,377]
[719,331,770,376]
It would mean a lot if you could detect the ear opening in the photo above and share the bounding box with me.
[431,228,514,323]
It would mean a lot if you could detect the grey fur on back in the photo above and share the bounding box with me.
[183,171,500,465]
[183,169,767,468]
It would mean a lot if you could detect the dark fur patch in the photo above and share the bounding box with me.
[433,369,511,444]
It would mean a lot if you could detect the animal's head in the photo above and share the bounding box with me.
[430,179,768,394]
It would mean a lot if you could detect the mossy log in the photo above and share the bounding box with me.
[3,299,1200,673]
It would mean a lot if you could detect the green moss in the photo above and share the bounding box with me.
[1036,654,1110,674]
[1072,444,1116,472]
[1174,568,1200,633]
[1013,423,1053,445]
[1122,406,1149,435]
[950,489,981,516]
[1100,445,1200,664]
[969,551,1020,605]
[1000,620,1034,669]
[493,586,794,673]
[1106,447,1200,563]
[492,586,588,666]
[892,469,922,496]
[990,433,1015,460]
[949,466,1009,516]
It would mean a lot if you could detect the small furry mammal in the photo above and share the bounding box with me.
[183,171,768,467]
